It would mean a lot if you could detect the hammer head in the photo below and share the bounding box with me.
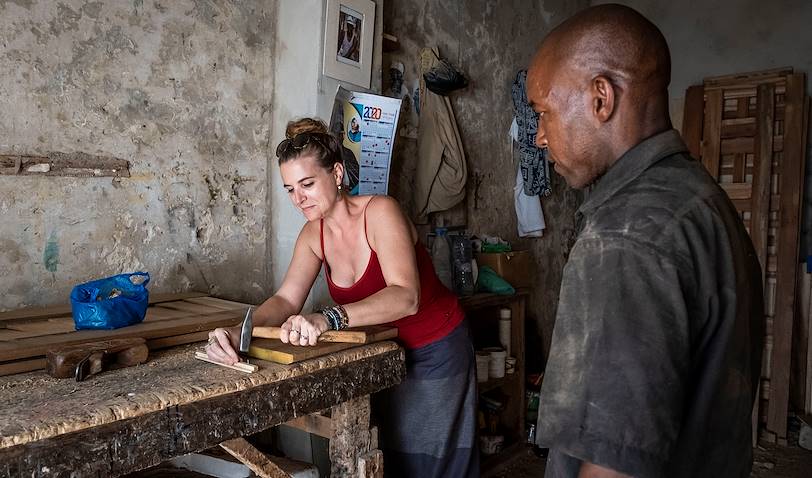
[238,307,253,358]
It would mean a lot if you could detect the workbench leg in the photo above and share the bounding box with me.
[329,394,382,477]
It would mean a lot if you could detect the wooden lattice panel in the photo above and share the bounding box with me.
[683,67,808,442]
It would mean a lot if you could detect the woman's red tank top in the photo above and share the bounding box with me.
[320,203,464,349]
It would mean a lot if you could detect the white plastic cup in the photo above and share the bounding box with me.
[488,349,507,379]
[475,352,490,382]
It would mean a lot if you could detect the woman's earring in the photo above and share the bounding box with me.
[338,184,343,191]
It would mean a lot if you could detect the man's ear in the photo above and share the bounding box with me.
[592,75,615,122]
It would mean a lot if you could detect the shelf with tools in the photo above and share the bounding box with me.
[460,288,528,470]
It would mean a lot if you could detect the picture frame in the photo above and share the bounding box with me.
[323,0,375,89]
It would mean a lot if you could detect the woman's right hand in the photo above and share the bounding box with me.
[206,325,241,365]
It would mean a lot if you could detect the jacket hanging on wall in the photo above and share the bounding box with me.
[512,70,551,197]
[413,47,467,222]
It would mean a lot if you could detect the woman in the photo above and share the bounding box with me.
[206,118,479,477]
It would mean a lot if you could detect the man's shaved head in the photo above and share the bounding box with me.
[527,4,673,188]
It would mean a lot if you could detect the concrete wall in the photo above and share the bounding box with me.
[0,0,277,310]
[384,0,588,362]
[0,0,383,312]
[595,0,812,255]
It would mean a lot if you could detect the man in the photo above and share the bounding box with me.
[527,4,763,478]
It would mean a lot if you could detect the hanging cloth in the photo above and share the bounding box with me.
[511,70,551,197]
[413,47,467,222]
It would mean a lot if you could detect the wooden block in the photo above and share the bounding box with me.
[46,337,148,379]
[248,340,355,365]
[253,326,397,344]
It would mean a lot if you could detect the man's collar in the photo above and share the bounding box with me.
[577,129,688,216]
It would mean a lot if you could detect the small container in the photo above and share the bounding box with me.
[505,356,517,374]
[480,434,504,455]
[484,347,506,379]
[475,352,490,382]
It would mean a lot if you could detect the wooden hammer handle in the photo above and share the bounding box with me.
[252,326,369,343]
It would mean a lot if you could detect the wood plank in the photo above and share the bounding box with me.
[253,326,397,344]
[721,183,752,200]
[766,72,807,439]
[284,413,334,439]
[721,117,756,138]
[155,301,224,315]
[701,89,724,176]
[143,306,192,322]
[184,297,249,310]
[704,67,794,88]
[0,357,46,377]
[0,292,207,323]
[752,83,776,285]
[146,331,209,350]
[683,85,705,159]
[220,437,291,478]
[0,309,245,362]
[248,340,356,365]
[721,137,755,155]
[194,352,257,374]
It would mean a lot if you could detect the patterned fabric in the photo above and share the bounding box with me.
[512,69,552,197]
[373,321,479,478]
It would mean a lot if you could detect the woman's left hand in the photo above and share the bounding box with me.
[280,313,331,346]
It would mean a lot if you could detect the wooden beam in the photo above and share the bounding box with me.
[220,437,291,478]
[701,89,723,177]
[284,413,334,439]
[683,85,705,159]
[766,73,807,439]
[751,83,775,283]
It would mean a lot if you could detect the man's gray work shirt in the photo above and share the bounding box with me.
[537,130,764,478]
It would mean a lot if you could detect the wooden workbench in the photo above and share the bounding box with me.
[0,341,405,477]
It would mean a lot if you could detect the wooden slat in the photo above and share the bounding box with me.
[0,309,244,362]
[143,306,192,322]
[751,83,775,283]
[701,89,724,176]
[721,117,756,138]
[720,137,754,154]
[146,331,209,350]
[183,296,249,310]
[284,413,334,439]
[704,67,794,89]
[0,357,46,376]
[766,73,807,439]
[252,325,397,344]
[153,301,223,315]
[683,85,705,159]
[0,292,207,323]
[721,183,752,200]
[219,437,290,478]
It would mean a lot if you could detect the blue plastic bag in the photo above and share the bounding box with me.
[70,272,150,330]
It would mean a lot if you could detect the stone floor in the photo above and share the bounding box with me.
[486,443,812,478]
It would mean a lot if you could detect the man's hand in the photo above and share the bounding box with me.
[578,462,632,478]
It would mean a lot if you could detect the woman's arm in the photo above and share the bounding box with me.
[206,223,322,364]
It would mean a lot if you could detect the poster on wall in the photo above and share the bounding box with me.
[329,86,402,195]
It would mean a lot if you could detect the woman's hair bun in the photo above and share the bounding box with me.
[285,118,329,139]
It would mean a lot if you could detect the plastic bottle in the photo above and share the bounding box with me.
[451,234,475,296]
[432,228,453,290]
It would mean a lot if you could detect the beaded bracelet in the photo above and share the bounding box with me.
[320,305,349,330]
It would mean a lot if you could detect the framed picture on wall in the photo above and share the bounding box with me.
[323,0,375,89]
